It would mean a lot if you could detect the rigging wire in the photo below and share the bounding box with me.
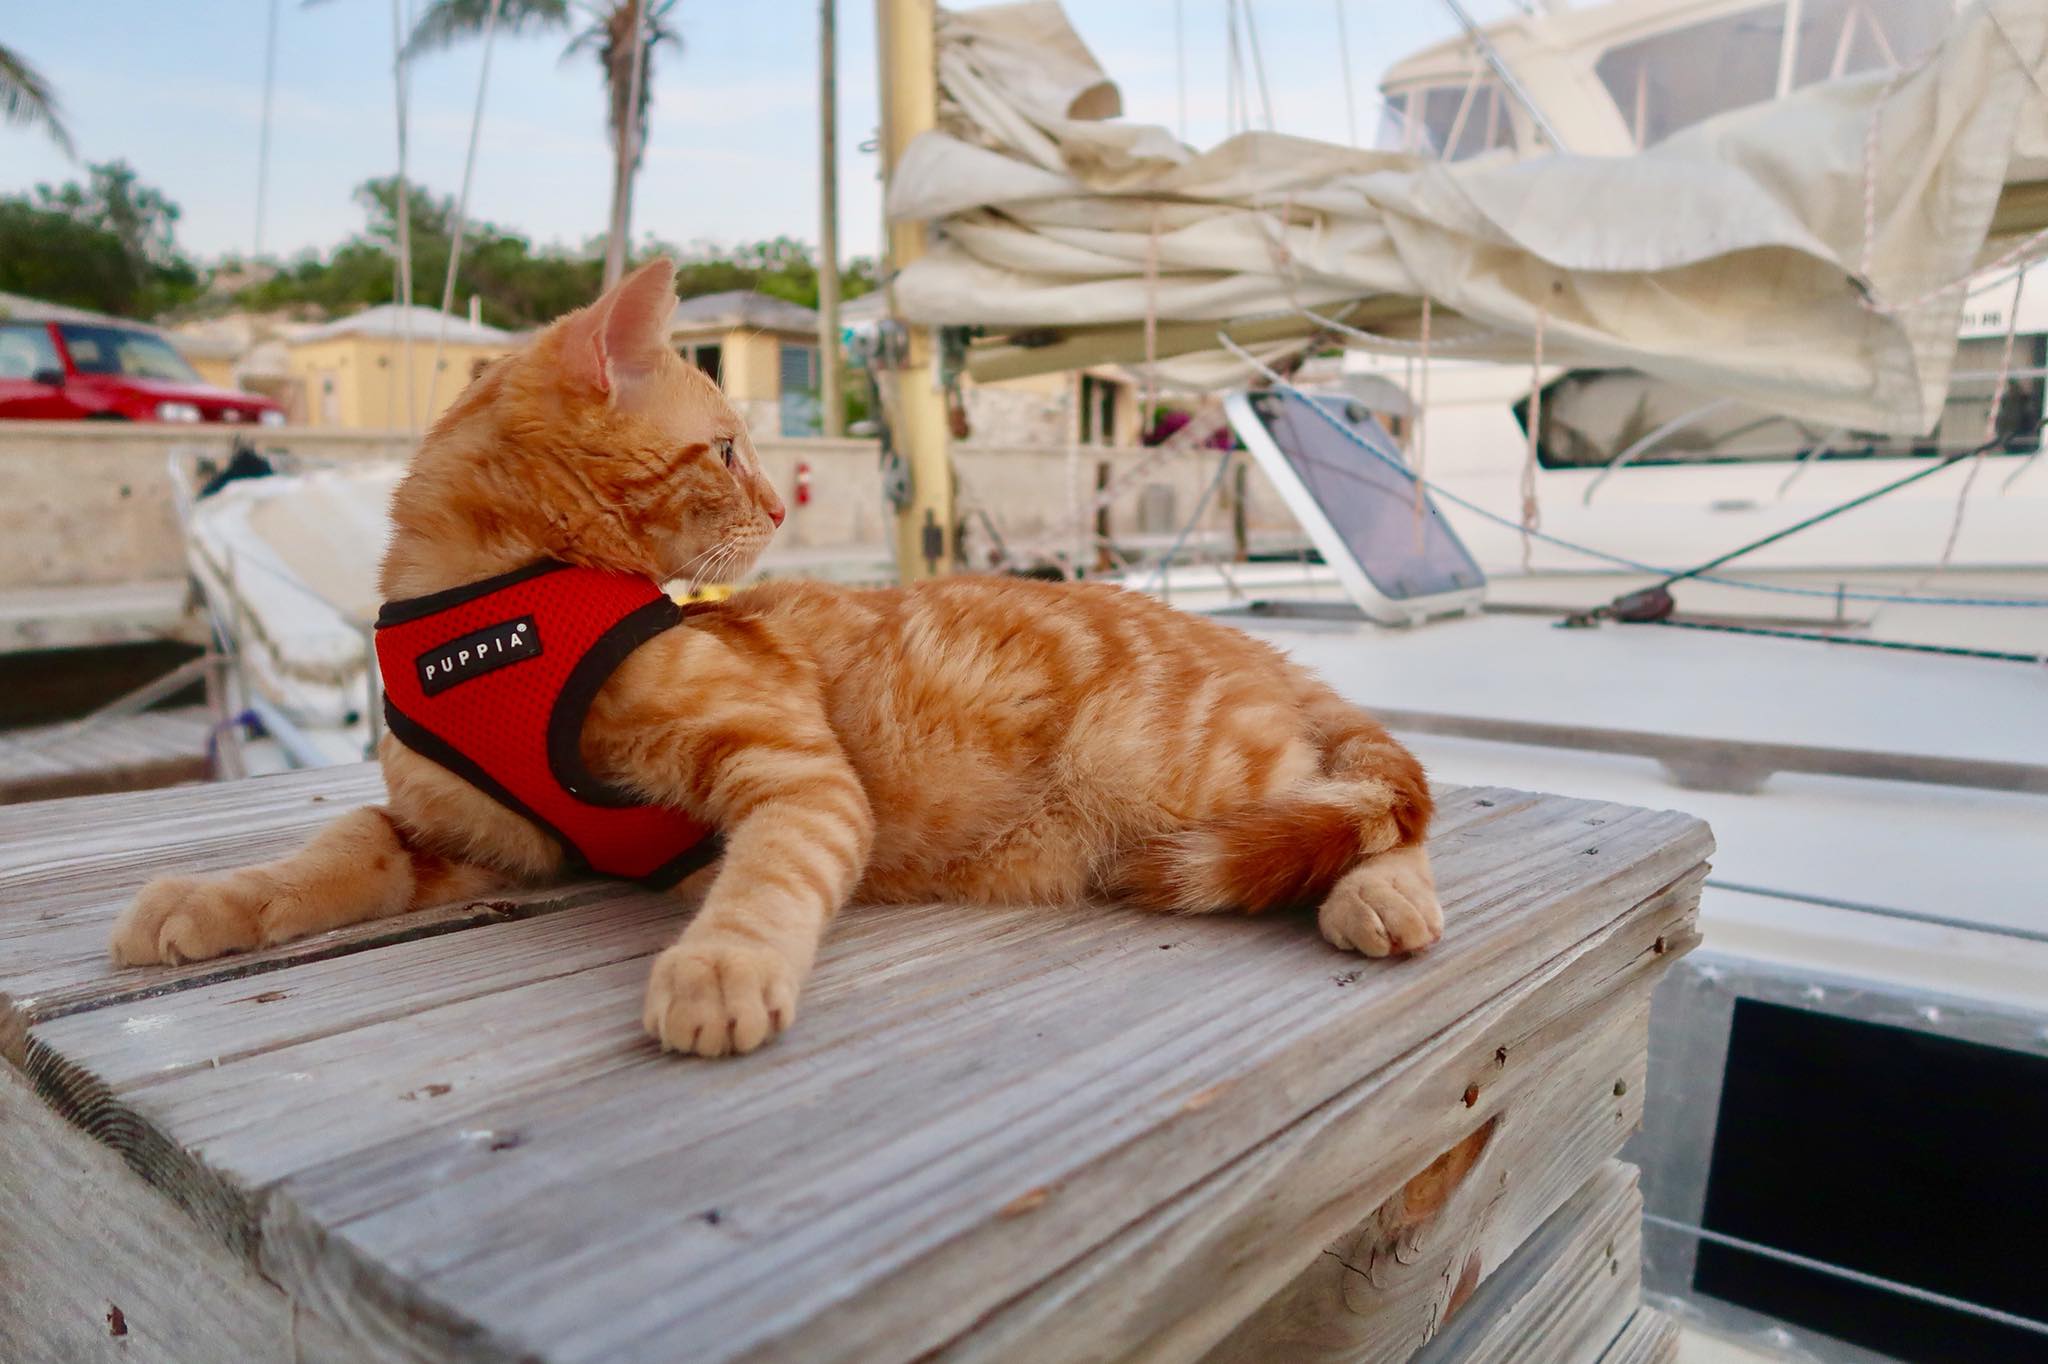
[1333,0,1359,147]
[1704,878,2048,944]
[423,0,506,423]
[1213,332,2048,610]
[253,0,281,257]
[1238,0,1275,132]
[389,0,418,435]
[1642,1214,2048,1341]
[1174,0,1188,143]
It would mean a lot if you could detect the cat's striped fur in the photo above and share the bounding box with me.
[110,260,1440,1057]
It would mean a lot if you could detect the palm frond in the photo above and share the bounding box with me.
[0,43,75,159]
[402,0,574,59]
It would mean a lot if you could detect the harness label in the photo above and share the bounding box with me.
[417,615,542,695]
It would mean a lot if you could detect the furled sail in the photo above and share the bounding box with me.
[886,0,2048,436]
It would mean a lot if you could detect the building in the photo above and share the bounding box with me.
[669,291,825,438]
[284,304,517,430]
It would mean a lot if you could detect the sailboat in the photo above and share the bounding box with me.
[867,3,2048,1361]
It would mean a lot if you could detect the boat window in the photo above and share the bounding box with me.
[57,324,201,383]
[1597,0,1949,149]
[1596,4,1785,149]
[1381,77,1514,160]
[1790,0,1947,89]
[1374,93,1408,153]
[1516,342,2046,468]
[0,323,61,379]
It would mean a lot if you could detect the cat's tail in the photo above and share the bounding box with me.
[1114,694,1432,914]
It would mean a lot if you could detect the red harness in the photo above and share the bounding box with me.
[374,561,719,887]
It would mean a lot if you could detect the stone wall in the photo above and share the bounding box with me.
[0,424,1306,592]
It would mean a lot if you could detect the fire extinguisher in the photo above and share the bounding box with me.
[794,460,812,508]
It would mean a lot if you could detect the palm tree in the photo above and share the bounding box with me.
[406,0,680,286]
[0,42,75,157]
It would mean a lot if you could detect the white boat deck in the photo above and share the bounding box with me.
[1236,612,2048,998]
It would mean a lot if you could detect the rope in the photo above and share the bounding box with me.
[1928,262,2025,575]
[1144,445,1239,594]
[1213,332,2048,609]
[1652,618,2044,667]
[1143,206,1161,431]
[1642,1213,2048,1340]
[1520,298,1546,572]
[1412,297,1431,550]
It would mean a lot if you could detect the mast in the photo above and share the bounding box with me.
[818,0,844,439]
[875,0,953,578]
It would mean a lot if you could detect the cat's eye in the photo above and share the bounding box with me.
[716,439,736,470]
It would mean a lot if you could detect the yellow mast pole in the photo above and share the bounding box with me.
[875,0,954,579]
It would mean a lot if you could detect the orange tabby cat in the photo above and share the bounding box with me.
[109,259,1440,1057]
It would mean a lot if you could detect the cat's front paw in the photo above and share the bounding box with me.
[642,935,804,1057]
[109,871,275,966]
[1318,844,1442,957]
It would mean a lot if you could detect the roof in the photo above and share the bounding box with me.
[668,289,819,336]
[0,290,165,333]
[292,304,514,346]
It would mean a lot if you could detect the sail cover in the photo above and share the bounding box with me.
[886,0,2047,436]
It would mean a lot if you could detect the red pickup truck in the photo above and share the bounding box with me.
[0,318,284,424]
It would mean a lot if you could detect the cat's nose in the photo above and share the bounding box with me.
[765,492,786,527]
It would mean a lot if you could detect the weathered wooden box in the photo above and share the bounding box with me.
[1,765,1708,1363]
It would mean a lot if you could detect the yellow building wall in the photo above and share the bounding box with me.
[186,355,239,390]
[286,335,511,430]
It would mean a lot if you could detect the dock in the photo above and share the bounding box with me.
[0,705,216,805]
[1,764,1711,1363]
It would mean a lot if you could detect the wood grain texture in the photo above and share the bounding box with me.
[5,772,1710,1364]
[940,879,1694,1364]
[1196,983,1655,1364]
[0,1067,362,1364]
[1596,1306,1681,1364]
[0,762,623,1029]
[1406,1160,1644,1364]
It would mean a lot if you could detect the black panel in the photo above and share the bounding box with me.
[1696,999,2048,1362]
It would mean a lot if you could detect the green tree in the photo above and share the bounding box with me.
[0,42,73,157]
[0,162,199,316]
[404,0,681,286]
[235,175,876,330]
[35,161,184,269]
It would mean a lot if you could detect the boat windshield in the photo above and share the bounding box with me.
[1377,77,1513,160]
[1519,336,2048,468]
[57,324,202,384]
[1596,0,1948,150]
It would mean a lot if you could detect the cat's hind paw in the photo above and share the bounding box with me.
[643,935,802,1057]
[1318,844,1442,958]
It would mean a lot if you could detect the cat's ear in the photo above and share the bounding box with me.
[559,257,678,397]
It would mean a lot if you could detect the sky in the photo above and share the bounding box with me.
[1,1,1472,268]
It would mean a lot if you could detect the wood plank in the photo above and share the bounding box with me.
[1596,1306,1681,1364]
[941,879,1692,1364]
[0,707,216,804]
[11,778,1708,1364]
[0,1066,357,1364]
[1195,984,1654,1363]
[1405,1160,1644,1364]
[0,763,615,1028]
